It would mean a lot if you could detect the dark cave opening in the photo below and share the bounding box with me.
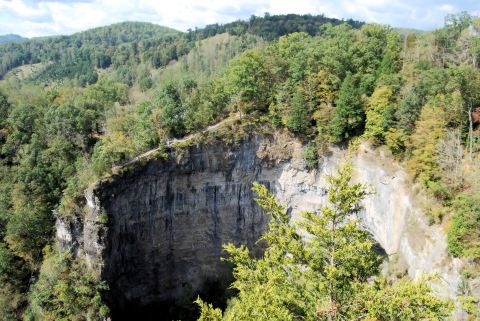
[110,278,237,321]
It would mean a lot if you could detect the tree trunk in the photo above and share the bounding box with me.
[468,102,474,159]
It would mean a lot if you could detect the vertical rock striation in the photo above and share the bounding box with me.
[57,132,469,319]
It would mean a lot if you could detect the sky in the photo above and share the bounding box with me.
[0,0,479,38]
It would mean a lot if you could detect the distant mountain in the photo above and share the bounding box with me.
[190,13,363,41]
[394,27,426,37]
[0,34,26,44]
[0,15,364,84]
[0,22,186,83]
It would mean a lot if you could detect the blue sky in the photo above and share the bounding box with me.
[0,0,479,38]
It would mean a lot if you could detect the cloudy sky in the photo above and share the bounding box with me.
[0,0,479,38]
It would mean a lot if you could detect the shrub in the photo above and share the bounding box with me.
[303,142,318,169]
[447,194,480,259]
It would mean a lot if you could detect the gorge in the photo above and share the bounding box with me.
[56,131,469,320]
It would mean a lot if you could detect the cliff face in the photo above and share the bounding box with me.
[80,134,292,318]
[57,132,467,319]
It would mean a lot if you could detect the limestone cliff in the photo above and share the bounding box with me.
[56,131,471,319]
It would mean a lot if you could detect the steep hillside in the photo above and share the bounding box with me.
[0,14,363,86]
[0,22,186,84]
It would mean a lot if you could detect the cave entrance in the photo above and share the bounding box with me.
[110,278,236,321]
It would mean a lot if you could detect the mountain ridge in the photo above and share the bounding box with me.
[0,34,26,44]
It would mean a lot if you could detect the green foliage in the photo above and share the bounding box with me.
[91,131,136,176]
[0,242,29,320]
[298,165,381,319]
[218,182,306,321]
[5,199,53,266]
[447,193,480,259]
[0,91,10,129]
[385,128,408,156]
[0,13,479,320]
[407,98,447,187]
[364,85,395,144]
[138,74,153,92]
[303,142,318,169]
[226,49,273,112]
[199,166,452,320]
[1,102,41,157]
[189,13,363,42]
[284,87,310,134]
[459,295,480,321]
[356,24,393,76]
[351,276,453,320]
[0,22,185,84]
[155,81,188,137]
[330,73,365,143]
[195,297,223,321]
[276,32,313,83]
[0,76,130,317]
[25,248,109,321]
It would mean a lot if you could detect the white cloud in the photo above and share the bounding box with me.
[437,4,455,13]
[0,0,477,37]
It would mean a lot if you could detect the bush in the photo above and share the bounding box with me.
[303,142,318,170]
[25,248,109,321]
[447,194,480,259]
[91,132,135,176]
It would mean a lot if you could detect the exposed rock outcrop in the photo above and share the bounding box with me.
[57,131,469,319]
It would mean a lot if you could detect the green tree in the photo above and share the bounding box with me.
[284,87,310,134]
[379,30,402,74]
[198,166,452,320]
[195,297,223,321]
[317,24,356,80]
[219,181,305,321]
[91,131,136,176]
[226,50,272,113]
[0,92,10,129]
[298,165,380,319]
[0,242,29,320]
[355,24,389,75]
[25,249,109,321]
[330,73,365,143]
[407,97,447,188]
[276,32,312,84]
[155,82,187,137]
[364,86,395,144]
[350,276,453,320]
[447,193,480,259]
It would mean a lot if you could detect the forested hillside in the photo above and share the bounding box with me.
[0,12,479,320]
[0,14,361,87]
[0,35,25,45]
[0,22,185,86]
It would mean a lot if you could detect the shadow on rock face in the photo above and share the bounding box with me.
[87,138,274,321]
[111,278,237,321]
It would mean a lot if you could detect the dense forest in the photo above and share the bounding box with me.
[0,14,361,86]
[0,12,479,320]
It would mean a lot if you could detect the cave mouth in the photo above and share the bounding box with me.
[105,242,388,321]
[91,137,392,321]
[109,278,237,321]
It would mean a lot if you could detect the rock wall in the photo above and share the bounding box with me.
[57,132,467,319]
[81,134,291,316]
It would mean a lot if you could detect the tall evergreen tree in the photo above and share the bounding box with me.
[330,73,365,143]
[198,165,452,320]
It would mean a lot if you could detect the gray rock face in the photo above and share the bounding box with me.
[57,132,472,318]
[85,135,283,312]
